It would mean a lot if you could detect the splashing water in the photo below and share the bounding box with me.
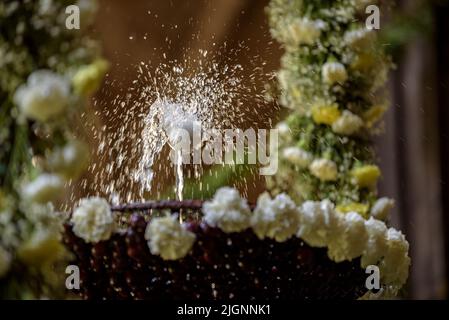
[69,48,278,208]
[175,148,184,222]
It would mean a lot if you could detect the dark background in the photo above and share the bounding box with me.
[85,0,449,299]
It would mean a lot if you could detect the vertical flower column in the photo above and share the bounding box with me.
[268,0,393,220]
[0,0,107,299]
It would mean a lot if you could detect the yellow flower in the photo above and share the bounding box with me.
[350,53,376,72]
[351,165,381,188]
[336,202,369,218]
[363,105,387,128]
[311,103,341,125]
[72,58,109,96]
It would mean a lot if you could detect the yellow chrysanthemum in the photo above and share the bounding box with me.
[72,58,109,96]
[336,202,369,218]
[363,105,387,128]
[311,103,341,125]
[351,165,381,188]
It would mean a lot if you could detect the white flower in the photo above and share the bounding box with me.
[327,212,368,262]
[309,158,338,181]
[22,174,64,204]
[0,246,12,278]
[295,197,410,291]
[282,147,313,168]
[380,229,410,287]
[276,122,291,138]
[203,187,252,233]
[344,29,375,50]
[332,110,364,135]
[287,18,324,45]
[14,70,70,122]
[251,193,300,242]
[322,62,348,85]
[47,140,89,179]
[145,215,195,260]
[361,218,388,267]
[370,197,394,221]
[71,197,115,243]
[297,200,342,247]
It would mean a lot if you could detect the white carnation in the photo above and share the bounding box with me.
[322,62,348,85]
[0,246,12,278]
[361,218,388,267]
[370,197,394,221]
[251,193,300,242]
[297,200,342,247]
[332,110,364,135]
[203,187,252,233]
[145,215,195,260]
[287,18,324,45]
[327,212,368,262]
[309,158,338,181]
[14,70,70,122]
[22,174,64,204]
[71,197,115,243]
[380,229,410,287]
[282,147,313,168]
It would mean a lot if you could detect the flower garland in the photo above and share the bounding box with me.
[265,0,410,296]
[70,187,409,298]
[0,0,107,299]
[267,0,392,216]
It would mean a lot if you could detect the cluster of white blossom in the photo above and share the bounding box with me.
[268,0,393,221]
[14,71,71,122]
[251,192,301,242]
[203,187,252,233]
[201,188,410,292]
[0,0,106,298]
[71,197,115,243]
[17,60,108,206]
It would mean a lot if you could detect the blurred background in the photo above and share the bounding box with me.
[83,0,448,299]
